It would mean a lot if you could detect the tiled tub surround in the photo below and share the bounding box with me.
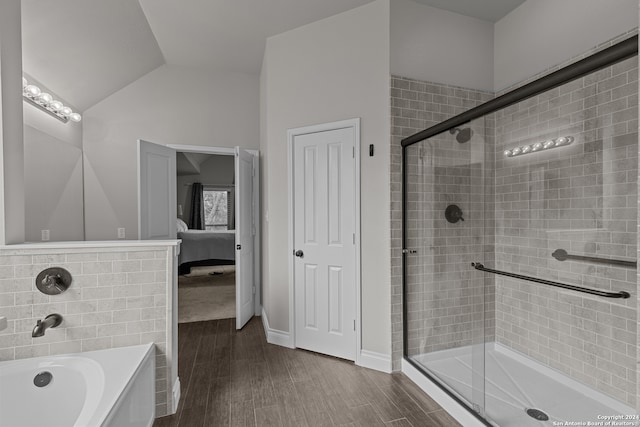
[390,76,494,370]
[0,241,179,417]
[492,54,638,407]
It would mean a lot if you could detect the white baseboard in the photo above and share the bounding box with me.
[171,377,181,414]
[357,349,392,373]
[402,359,485,427]
[261,309,294,348]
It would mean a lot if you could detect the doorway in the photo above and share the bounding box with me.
[288,119,361,361]
[176,152,237,323]
[138,142,260,331]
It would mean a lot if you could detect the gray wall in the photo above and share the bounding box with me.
[390,0,494,92]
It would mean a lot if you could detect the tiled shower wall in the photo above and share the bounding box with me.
[0,243,177,417]
[390,76,493,370]
[493,53,638,406]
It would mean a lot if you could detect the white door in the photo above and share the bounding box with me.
[138,140,176,240]
[235,148,254,329]
[292,127,356,361]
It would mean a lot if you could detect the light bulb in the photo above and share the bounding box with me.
[61,106,72,116]
[25,85,41,97]
[69,113,82,122]
[503,150,511,157]
[532,142,543,151]
[49,100,63,111]
[555,136,567,146]
[521,145,532,154]
[22,77,27,88]
[543,139,554,149]
[511,147,521,156]
[37,93,53,105]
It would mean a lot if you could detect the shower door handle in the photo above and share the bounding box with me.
[402,249,418,254]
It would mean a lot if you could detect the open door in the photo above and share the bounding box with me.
[235,147,254,329]
[138,140,177,240]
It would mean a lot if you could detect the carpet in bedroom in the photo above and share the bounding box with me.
[178,265,235,323]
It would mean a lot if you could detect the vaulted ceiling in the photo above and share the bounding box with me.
[21,0,526,112]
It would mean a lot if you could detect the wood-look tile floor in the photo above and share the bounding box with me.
[153,317,462,427]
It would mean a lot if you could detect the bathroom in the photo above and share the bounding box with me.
[0,0,639,426]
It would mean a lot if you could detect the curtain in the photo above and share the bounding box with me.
[189,182,205,230]
[227,190,235,230]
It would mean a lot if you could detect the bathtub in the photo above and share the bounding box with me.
[0,343,155,427]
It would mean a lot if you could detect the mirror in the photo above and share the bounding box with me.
[22,74,84,243]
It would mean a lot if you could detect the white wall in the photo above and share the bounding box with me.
[82,65,259,240]
[494,0,638,91]
[390,0,494,91]
[0,0,24,244]
[261,0,391,355]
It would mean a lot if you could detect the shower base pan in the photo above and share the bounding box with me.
[412,343,635,427]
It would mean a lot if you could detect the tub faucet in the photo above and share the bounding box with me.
[32,314,63,337]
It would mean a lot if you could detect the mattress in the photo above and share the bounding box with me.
[178,229,236,265]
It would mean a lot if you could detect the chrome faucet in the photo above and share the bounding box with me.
[32,314,63,337]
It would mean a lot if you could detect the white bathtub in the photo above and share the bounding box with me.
[0,343,155,427]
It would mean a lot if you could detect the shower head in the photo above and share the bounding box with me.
[449,127,473,143]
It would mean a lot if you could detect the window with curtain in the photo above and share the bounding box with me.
[203,188,234,230]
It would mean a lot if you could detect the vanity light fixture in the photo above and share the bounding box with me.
[503,136,573,157]
[22,77,81,124]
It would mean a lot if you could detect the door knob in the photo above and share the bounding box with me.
[295,250,304,258]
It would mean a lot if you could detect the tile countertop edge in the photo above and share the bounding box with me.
[0,240,181,255]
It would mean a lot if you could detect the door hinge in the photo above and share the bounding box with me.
[353,319,356,331]
[252,286,256,295]
[252,225,256,236]
[352,233,355,244]
[352,147,355,158]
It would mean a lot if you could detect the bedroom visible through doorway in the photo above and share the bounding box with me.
[176,152,237,323]
[138,141,260,329]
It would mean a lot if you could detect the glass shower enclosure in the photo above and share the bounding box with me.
[402,36,638,426]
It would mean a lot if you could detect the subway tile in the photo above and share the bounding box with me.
[82,261,113,275]
[97,273,127,287]
[98,252,128,261]
[66,253,98,262]
[113,260,142,273]
[81,337,112,352]
[97,298,127,311]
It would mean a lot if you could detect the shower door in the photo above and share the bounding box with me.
[403,117,489,419]
[402,42,638,427]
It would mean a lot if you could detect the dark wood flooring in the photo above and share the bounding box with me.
[153,317,462,427]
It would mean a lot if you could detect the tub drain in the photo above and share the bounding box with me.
[33,371,53,387]
[526,408,549,421]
